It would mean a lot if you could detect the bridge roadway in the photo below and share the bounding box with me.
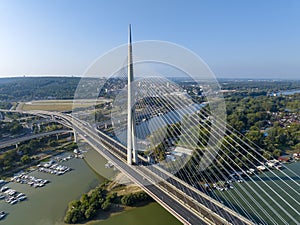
[0,130,72,149]
[67,115,211,224]
[66,114,254,225]
[1,110,254,225]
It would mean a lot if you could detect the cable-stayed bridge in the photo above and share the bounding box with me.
[1,26,299,225]
[2,108,299,225]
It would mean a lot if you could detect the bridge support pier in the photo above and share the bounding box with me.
[73,130,77,143]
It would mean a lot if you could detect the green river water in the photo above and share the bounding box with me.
[2,144,298,225]
[0,147,182,225]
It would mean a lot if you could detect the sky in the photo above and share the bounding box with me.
[0,0,300,79]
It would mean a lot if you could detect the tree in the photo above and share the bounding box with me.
[85,206,96,219]
[70,208,83,223]
[120,192,150,206]
[69,200,81,209]
[246,126,264,147]
[106,192,117,203]
[295,143,300,150]
[28,139,40,149]
[9,120,24,134]
[273,149,281,158]
[80,194,89,203]
[101,200,111,211]
[121,194,134,206]
[153,142,166,161]
[263,151,272,160]
[48,139,57,147]
[20,155,31,164]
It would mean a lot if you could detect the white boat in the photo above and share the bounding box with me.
[105,161,114,168]
[0,186,9,192]
[9,190,16,195]
[18,196,27,201]
[10,199,18,204]
[16,193,25,198]
[0,211,6,220]
[257,165,266,171]
[275,163,282,169]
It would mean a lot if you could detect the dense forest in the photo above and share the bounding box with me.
[177,92,300,183]
[225,93,300,154]
[220,79,300,92]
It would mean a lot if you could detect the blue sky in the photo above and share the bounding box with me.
[0,0,299,79]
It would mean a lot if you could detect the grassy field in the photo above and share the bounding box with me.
[20,99,109,111]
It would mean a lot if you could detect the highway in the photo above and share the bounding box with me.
[0,129,72,149]
[1,110,255,225]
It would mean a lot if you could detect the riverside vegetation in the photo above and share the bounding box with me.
[64,180,151,224]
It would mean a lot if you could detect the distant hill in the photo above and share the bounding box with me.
[1,76,300,102]
[0,77,81,101]
[0,77,21,84]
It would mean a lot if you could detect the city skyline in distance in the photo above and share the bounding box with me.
[0,0,300,80]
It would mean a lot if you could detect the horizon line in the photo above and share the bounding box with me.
[0,75,299,80]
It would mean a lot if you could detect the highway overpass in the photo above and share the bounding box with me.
[0,129,72,149]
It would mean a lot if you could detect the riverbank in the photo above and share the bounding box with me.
[84,202,183,225]
[63,173,152,224]
[0,152,103,225]
[0,142,183,225]
[0,137,76,179]
[68,146,182,225]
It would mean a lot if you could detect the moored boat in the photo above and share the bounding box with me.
[0,211,7,220]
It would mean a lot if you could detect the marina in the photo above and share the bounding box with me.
[0,187,27,205]
[37,162,72,176]
[0,154,75,222]
[11,173,49,188]
[0,151,104,225]
[200,159,286,194]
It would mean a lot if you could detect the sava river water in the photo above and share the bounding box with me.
[0,147,182,225]
[2,144,299,225]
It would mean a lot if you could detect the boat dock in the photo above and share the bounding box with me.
[11,173,49,188]
[0,187,27,205]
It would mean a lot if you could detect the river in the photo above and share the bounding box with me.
[269,89,300,96]
[0,152,104,225]
[87,202,182,225]
[114,103,206,147]
[2,146,298,224]
[0,147,182,225]
[213,161,300,225]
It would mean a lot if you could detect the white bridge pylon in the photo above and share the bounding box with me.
[127,24,138,165]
